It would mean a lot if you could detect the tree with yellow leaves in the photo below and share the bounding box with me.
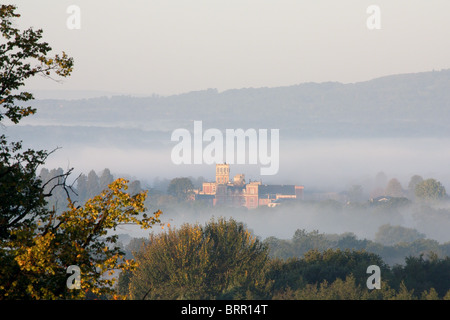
[0,5,162,299]
[2,178,161,299]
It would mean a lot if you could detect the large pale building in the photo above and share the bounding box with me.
[195,164,304,209]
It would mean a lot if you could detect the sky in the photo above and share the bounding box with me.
[11,0,450,97]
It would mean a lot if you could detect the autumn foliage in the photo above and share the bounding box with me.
[1,5,162,299]
[127,218,270,300]
[1,178,161,299]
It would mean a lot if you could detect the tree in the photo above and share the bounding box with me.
[0,5,73,124]
[291,229,329,257]
[1,4,73,240]
[126,218,270,300]
[0,6,162,299]
[128,180,142,196]
[374,224,426,246]
[385,178,403,197]
[335,234,369,251]
[421,288,439,300]
[75,173,88,204]
[99,168,114,191]
[299,249,389,288]
[294,275,370,300]
[391,254,450,299]
[167,177,194,201]
[415,178,447,203]
[266,248,394,299]
[0,138,50,240]
[1,178,162,299]
[87,170,100,199]
[407,175,423,199]
[42,167,74,212]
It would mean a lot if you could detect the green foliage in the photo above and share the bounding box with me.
[391,254,450,298]
[291,229,329,257]
[0,4,73,241]
[265,258,307,295]
[126,218,270,300]
[284,275,376,300]
[0,5,73,124]
[121,226,450,300]
[167,177,194,201]
[334,233,370,251]
[267,249,449,300]
[374,224,426,246]
[262,223,450,299]
[300,249,388,287]
[272,274,399,300]
[265,249,390,299]
[265,222,450,267]
[264,229,333,260]
[408,175,423,199]
[0,137,49,240]
[415,178,447,203]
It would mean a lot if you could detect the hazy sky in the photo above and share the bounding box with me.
[12,0,450,96]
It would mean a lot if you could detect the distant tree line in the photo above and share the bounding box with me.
[264,225,450,267]
[348,172,447,204]
[148,174,448,210]
[39,168,143,211]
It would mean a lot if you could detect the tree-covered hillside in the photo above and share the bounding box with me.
[13,68,450,140]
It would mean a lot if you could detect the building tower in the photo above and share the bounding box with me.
[216,163,230,185]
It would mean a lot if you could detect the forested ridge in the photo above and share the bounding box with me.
[23,69,450,139]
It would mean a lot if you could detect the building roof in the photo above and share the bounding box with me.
[196,194,215,200]
[370,195,393,202]
[258,185,296,196]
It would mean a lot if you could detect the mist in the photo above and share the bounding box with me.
[115,190,450,245]
[41,137,450,191]
[36,135,450,244]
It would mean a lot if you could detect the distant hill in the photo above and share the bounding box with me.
[6,69,450,147]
